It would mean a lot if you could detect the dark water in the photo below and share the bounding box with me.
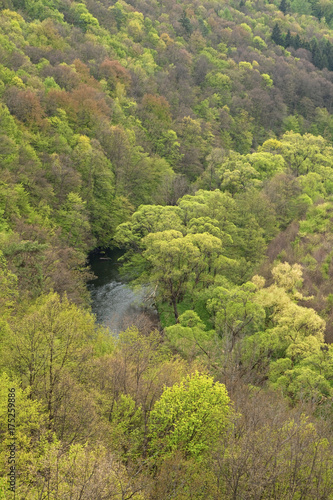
[87,250,158,333]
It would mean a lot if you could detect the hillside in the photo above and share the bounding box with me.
[1,0,333,498]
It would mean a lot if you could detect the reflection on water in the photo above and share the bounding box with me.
[87,250,158,333]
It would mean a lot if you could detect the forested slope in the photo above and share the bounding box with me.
[1,0,333,498]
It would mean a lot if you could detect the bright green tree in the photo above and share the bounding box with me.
[143,230,223,320]
[4,292,98,431]
[149,371,231,459]
[0,372,49,488]
[207,281,265,351]
[165,310,215,359]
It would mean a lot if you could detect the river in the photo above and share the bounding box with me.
[87,249,159,334]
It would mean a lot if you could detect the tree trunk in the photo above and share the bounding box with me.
[172,297,179,322]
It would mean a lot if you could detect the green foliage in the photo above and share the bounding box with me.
[143,229,223,319]
[71,3,99,31]
[216,153,262,195]
[149,372,231,458]
[207,281,265,350]
[3,291,97,380]
[165,310,215,358]
[0,372,49,484]
[2,0,333,494]
[299,202,333,235]
[57,192,93,252]
[0,250,17,317]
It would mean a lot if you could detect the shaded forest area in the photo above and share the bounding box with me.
[1,0,333,498]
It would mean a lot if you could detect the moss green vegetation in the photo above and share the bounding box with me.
[2,0,333,497]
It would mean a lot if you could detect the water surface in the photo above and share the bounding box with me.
[87,250,157,333]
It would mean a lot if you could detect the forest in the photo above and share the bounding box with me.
[1,0,333,497]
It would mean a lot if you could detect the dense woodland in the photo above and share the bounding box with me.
[1,0,333,497]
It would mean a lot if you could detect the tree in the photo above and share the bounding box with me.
[86,327,189,459]
[216,153,261,196]
[285,29,292,47]
[0,250,17,318]
[165,310,215,359]
[5,87,45,127]
[150,451,219,499]
[272,23,283,46]
[276,132,330,177]
[207,282,265,351]
[264,173,303,227]
[244,264,326,371]
[279,0,288,14]
[57,192,93,252]
[177,116,207,180]
[114,204,184,252]
[214,385,333,499]
[5,292,98,432]
[246,151,285,180]
[179,10,193,35]
[0,372,49,488]
[143,230,223,320]
[0,231,48,299]
[99,59,131,93]
[149,372,231,459]
[22,441,145,500]
[230,111,253,154]
[177,189,237,238]
[155,129,183,169]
